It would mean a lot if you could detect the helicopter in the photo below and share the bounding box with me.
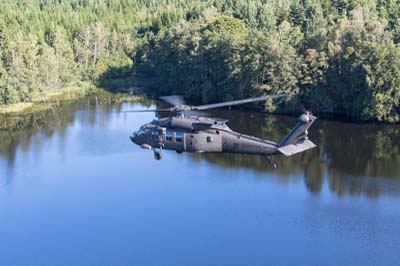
[129,94,316,169]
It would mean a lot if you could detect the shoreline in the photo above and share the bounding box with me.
[0,84,146,130]
[0,83,97,116]
[1,82,398,127]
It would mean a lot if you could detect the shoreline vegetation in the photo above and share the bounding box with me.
[0,83,144,130]
[0,83,94,115]
[0,1,399,123]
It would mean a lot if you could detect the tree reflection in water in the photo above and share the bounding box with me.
[1,98,399,198]
[190,109,400,198]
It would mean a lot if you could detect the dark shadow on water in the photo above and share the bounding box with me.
[96,65,157,94]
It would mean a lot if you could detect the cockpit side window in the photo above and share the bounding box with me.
[137,126,146,136]
[136,126,146,136]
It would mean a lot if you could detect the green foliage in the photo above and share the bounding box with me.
[131,2,399,122]
[0,0,399,122]
[4,86,19,104]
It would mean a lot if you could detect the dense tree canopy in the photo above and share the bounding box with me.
[0,0,399,122]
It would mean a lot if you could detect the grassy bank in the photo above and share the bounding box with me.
[0,82,146,115]
[0,83,96,115]
[0,82,146,130]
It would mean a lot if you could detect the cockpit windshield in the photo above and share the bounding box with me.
[137,126,146,136]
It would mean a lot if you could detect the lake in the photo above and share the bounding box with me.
[0,96,399,266]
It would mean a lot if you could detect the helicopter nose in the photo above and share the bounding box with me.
[130,134,136,144]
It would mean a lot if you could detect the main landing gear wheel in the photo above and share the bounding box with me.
[154,150,162,160]
[153,146,163,160]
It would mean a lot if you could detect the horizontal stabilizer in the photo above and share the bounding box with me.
[277,139,316,157]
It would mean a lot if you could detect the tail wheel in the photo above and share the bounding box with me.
[154,151,162,160]
[266,156,277,169]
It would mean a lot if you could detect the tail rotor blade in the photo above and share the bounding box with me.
[286,95,308,114]
[299,102,307,114]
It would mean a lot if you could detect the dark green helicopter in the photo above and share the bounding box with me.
[129,94,316,168]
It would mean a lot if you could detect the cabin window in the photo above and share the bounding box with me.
[151,129,160,140]
[175,131,183,143]
[166,131,173,141]
[207,136,212,143]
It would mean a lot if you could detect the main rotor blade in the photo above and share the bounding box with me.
[159,95,186,107]
[180,110,209,117]
[120,108,173,113]
[193,94,289,111]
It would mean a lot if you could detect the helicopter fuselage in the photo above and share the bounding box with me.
[131,116,281,156]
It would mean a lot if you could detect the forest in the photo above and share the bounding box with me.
[0,0,399,122]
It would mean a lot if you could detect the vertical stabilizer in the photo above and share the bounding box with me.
[277,112,317,156]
